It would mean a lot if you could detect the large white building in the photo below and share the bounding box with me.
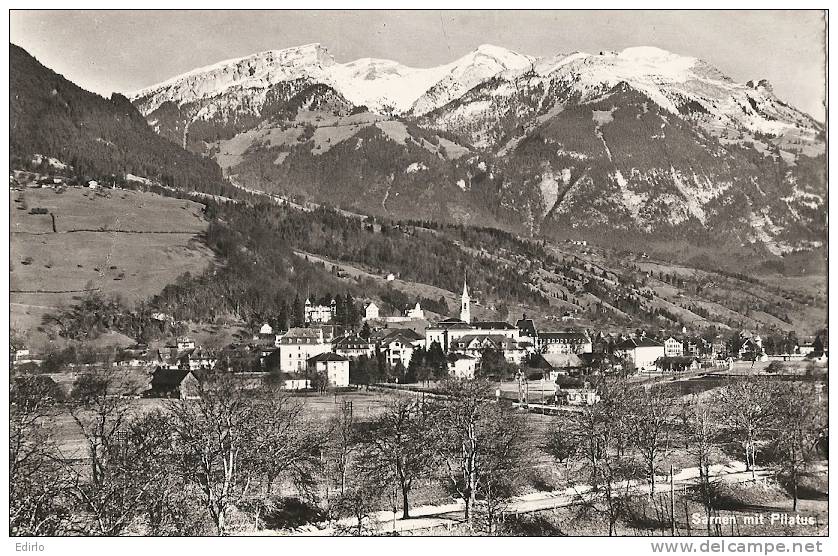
[376,329,424,368]
[276,328,332,372]
[664,337,684,357]
[307,352,350,387]
[539,331,592,354]
[617,338,665,372]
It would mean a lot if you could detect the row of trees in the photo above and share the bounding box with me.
[544,377,826,535]
[11,373,526,536]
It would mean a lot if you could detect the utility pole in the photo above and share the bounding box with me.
[670,464,676,536]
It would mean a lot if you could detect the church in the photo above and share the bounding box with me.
[424,278,519,353]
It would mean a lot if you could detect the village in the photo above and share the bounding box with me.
[13,276,827,406]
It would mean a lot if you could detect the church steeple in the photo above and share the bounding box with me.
[460,275,471,324]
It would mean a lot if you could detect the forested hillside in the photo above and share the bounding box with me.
[10,44,227,195]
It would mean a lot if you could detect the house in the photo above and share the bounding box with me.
[405,302,424,320]
[176,337,195,351]
[556,387,599,406]
[448,354,477,379]
[275,328,332,372]
[664,337,684,357]
[577,352,623,374]
[147,368,201,399]
[304,298,335,324]
[176,348,217,372]
[656,356,700,373]
[532,353,584,381]
[377,329,424,368]
[451,334,526,365]
[617,338,665,372]
[259,323,274,335]
[277,373,311,390]
[307,352,350,387]
[363,302,380,321]
[333,334,376,359]
[799,343,816,356]
[539,331,592,354]
[733,337,764,360]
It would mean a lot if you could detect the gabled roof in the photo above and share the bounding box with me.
[378,328,423,345]
[455,334,518,350]
[334,334,374,348]
[307,352,349,363]
[150,368,195,387]
[282,327,321,339]
[516,318,537,336]
[473,321,516,330]
[430,318,473,330]
[541,353,584,369]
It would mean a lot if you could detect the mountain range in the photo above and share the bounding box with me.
[128,43,825,259]
[12,42,826,259]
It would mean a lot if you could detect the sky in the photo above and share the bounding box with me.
[10,10,827,121]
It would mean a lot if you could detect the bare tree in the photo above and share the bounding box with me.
[331,443,387,536]
[717,377,776,477]
[10,375,71,535]
[627,385,675,496]
[430,379,525,531]
[365,397,434,519]
[246,390,327,528]
[61,370,167,535]
[168,373,257,535]
[567,387,634,536]
[771,382,826,511]
[687,395,720,535]
[544,417,578,486]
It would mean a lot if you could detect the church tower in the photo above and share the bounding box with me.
[460,277,471,324]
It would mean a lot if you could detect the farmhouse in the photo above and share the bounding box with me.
[147,368,201,399]
[533,352,585,381]
[307,352,350,387]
